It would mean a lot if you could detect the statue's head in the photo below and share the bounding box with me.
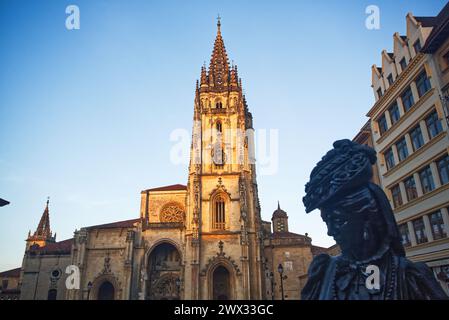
[303,140,405,260]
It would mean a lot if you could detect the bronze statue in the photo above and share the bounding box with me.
[301,139,448,300]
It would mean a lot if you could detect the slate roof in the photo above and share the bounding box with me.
[0,267,21,278]
[141,184,187,193]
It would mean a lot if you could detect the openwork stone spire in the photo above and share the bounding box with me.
[35,198,52,238]
[27,197,56,246]
[208,16,230,88]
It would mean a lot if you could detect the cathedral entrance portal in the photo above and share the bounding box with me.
[97,281,115,300]
[147,242,182,300]
[213,266,230,300]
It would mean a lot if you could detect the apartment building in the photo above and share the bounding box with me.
[368,4,449,294]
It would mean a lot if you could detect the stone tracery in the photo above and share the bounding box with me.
[159,203,185,223]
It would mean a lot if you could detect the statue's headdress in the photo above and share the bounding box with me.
[303,139,376,213]
[303,139,405,256]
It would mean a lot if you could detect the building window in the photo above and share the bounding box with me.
[401,87,415,112]
[413,217,428,244]
[409,125,424,151]
[377,88,383,99]
[213,195,226,230]
[387,74,394,86]
[399,224,411,247]
[391,184,403,208]
[429,210,447,240]
[425,110,443,139]
[216,121,222,133]
[378,114,388,135]
[404,175,418,201]
[216,101,223,109]
[1,279,8,290]
[443,51,449,66]
[396,137,409,162]
[413,40,422,54]
[389,103,400,125]
[415,70,431,97]
[277,221,285,232]
[419,165,435,194]
[437,154,449,185]
[399,57,407,71]
[384,148,395,170]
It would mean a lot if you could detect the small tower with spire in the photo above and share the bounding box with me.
[26,197,56,249]
[272,201,289,233]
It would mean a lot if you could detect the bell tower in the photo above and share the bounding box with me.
[185,17,264,300]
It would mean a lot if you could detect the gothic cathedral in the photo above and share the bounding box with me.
[16,20,333,301]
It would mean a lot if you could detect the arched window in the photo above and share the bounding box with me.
[213,195,226,230]
[216,121,222,133]
[47,289,57,300]
[216,101,223,109]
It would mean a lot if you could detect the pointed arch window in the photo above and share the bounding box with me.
[216,121,222,133]
[216,101,223,109]
[213,195,226,230]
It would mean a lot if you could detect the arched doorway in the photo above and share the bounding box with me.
[47,289,57,300]
[213,266,230,300]
[147,242,182,300]
[97,281,115,300]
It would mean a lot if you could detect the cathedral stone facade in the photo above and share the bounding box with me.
[16,20,335,300]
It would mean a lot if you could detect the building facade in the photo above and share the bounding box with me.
[353,120,381,185]
[0,268,21,300]
[368,4,449,294]
[12,20,334,300]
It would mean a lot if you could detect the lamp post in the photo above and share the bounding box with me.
[87,281,93,300]
[278,263,287,300]
[269,272,275,300]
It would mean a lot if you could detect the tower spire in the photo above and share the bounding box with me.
[35,197,51,238]
[208,15,229,88]
[27,197,55,248]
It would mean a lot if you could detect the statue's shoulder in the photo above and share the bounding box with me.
[400,257,448,300]
[308,253,333,276]
[402,258,435,278]
[301,254,334,300]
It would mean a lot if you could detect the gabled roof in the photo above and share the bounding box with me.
[86,218,140,230]
[422,2,449,53]
[271,231,306,239]
[30,238,73,255]
[415,16,438,27]
[311,245,329,256]
[141,184,187,193]
[0,267,21,278]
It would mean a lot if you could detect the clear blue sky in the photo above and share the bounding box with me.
[0,0,446,270]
